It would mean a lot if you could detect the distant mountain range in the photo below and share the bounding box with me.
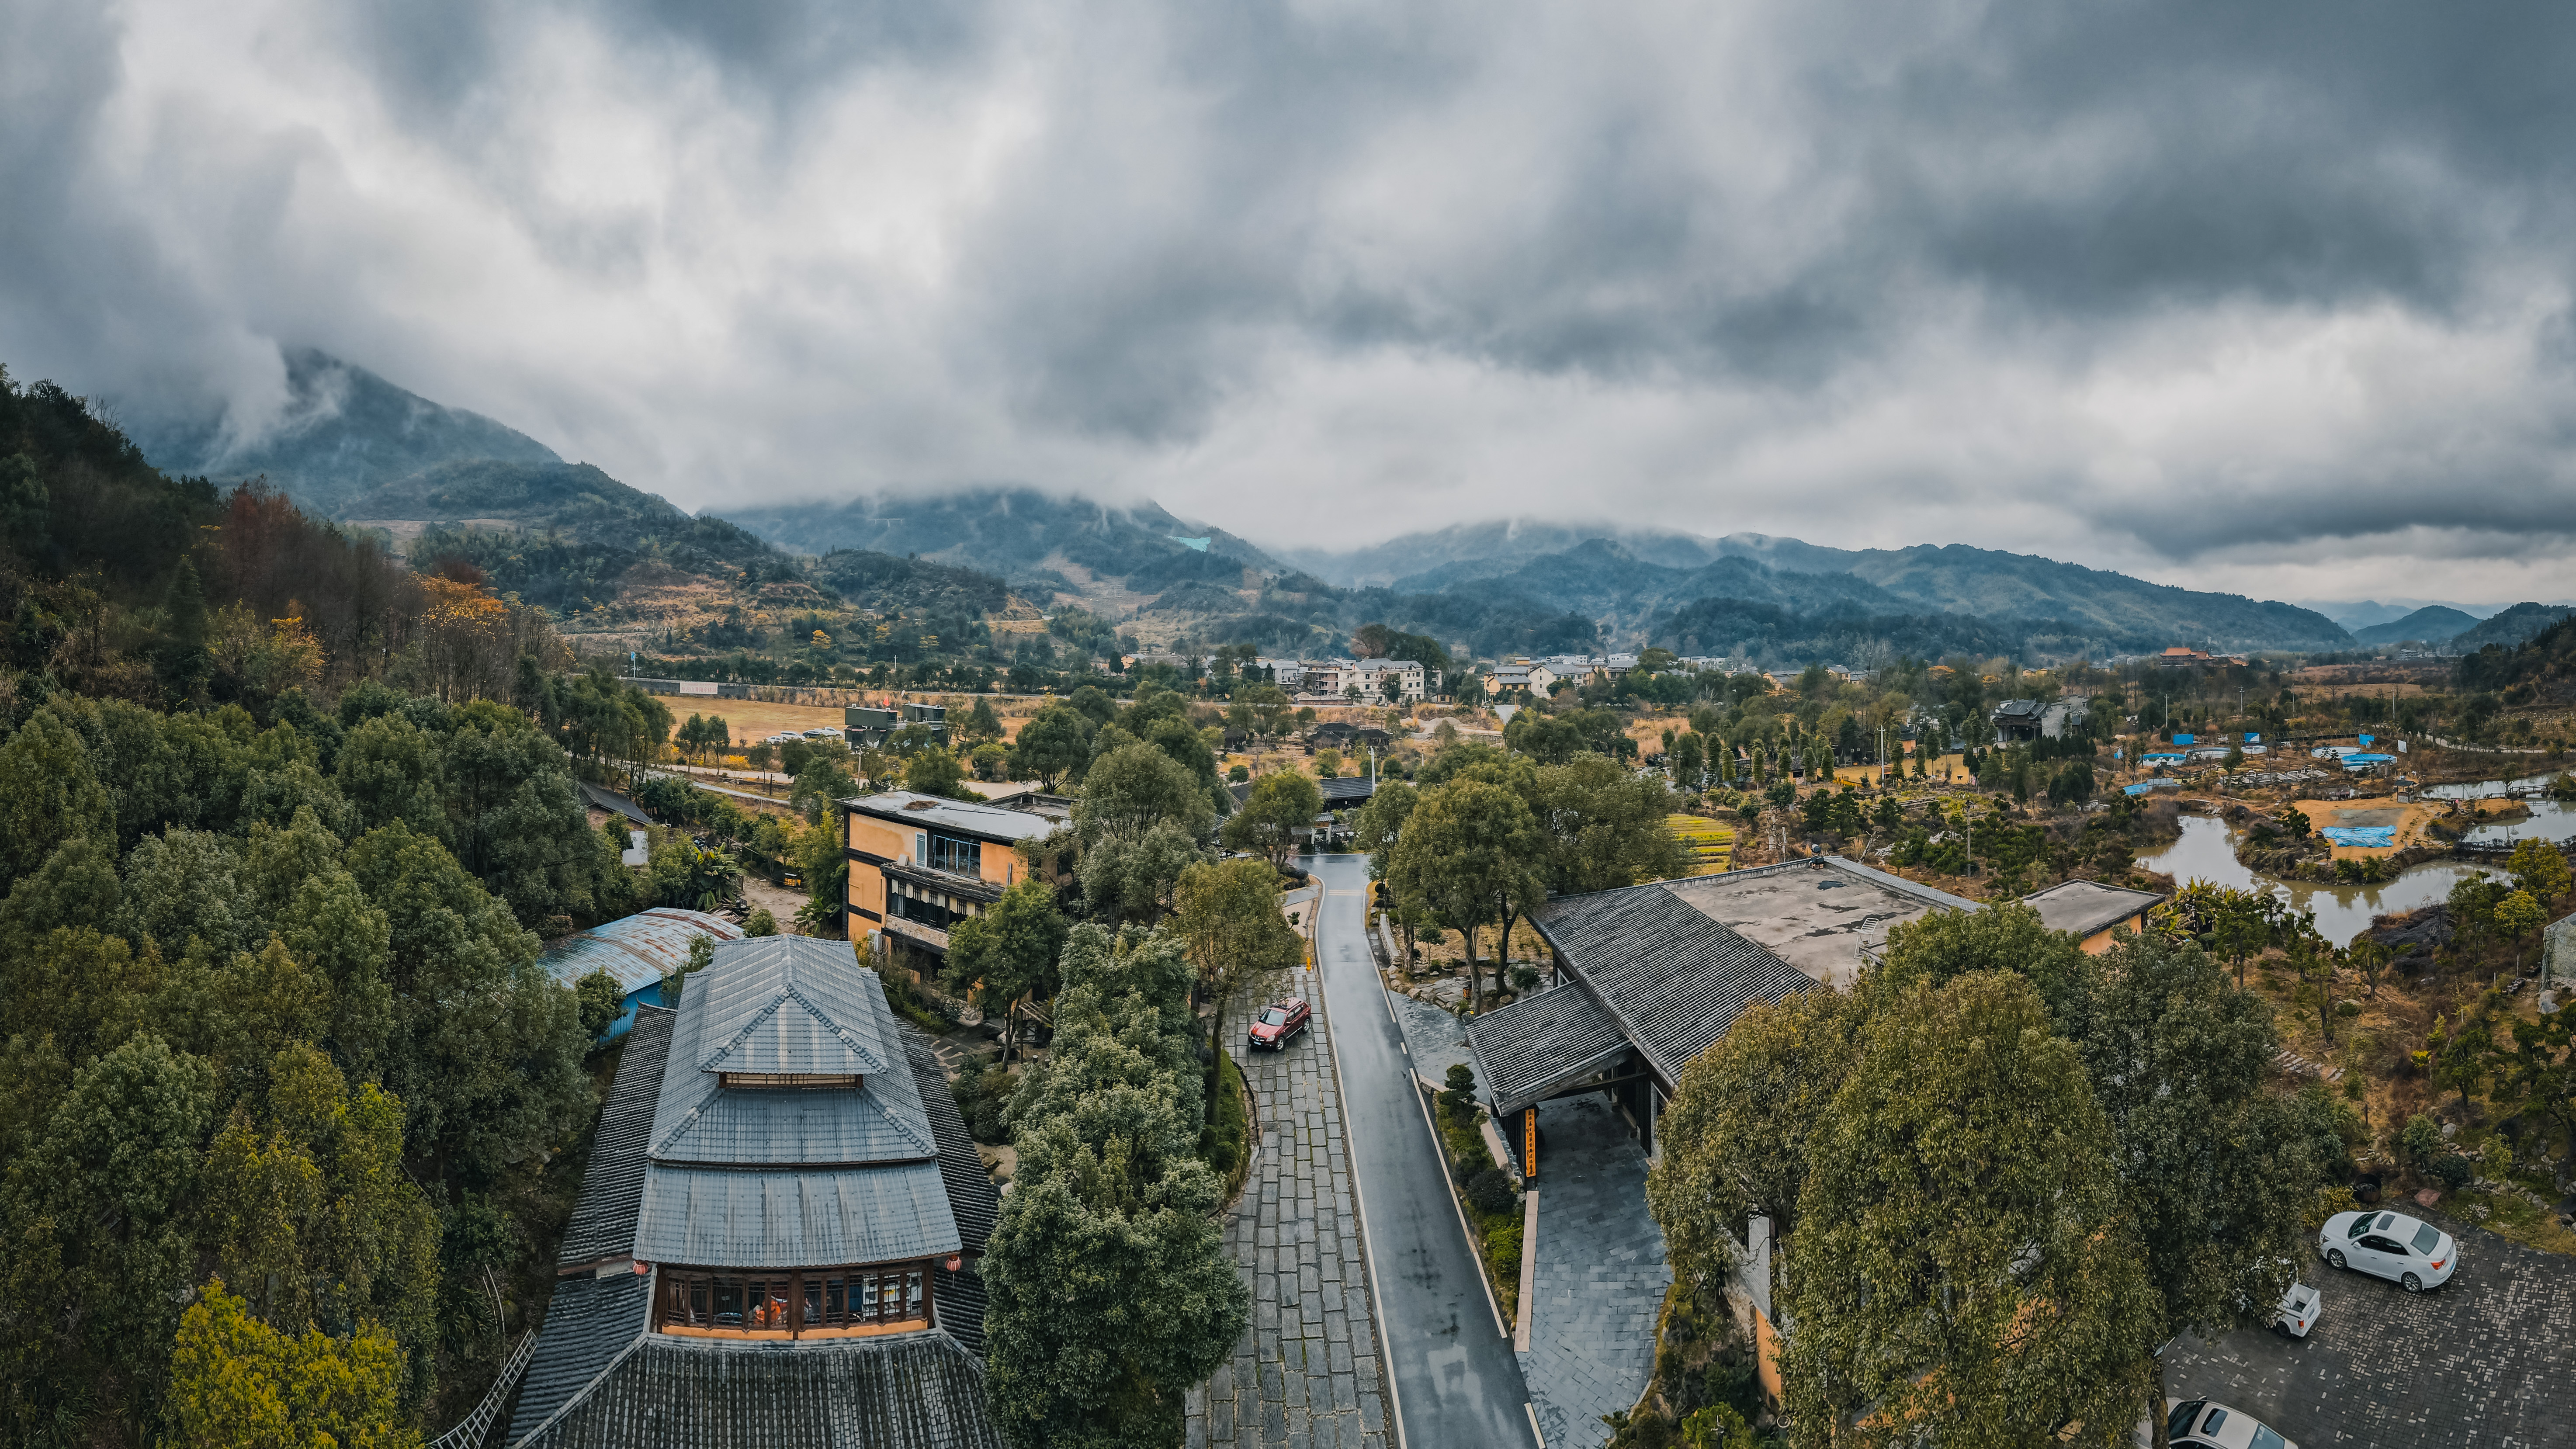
[2451,603,2576,652]
[129,349,565,516]
[2349,605,2483,647]
[121,345,2525,662]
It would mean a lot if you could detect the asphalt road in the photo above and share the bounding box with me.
[1307,852,1539,1449]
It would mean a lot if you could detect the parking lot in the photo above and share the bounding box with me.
[2160,1210,2576,1446]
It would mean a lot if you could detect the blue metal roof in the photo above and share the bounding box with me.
[543,908,745,998]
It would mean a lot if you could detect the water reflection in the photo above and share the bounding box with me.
[2413,773,2576,845]
[2134,815,2487,948]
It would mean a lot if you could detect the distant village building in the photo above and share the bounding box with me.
[1484,662,1559,696]
[1298,658,1426,702]
[505,935,1002,1448]
[541,908,746,1041]
[1990,698,2046,742]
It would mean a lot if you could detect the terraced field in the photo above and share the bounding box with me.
[1666,814,1735,875]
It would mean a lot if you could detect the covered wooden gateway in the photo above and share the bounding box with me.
[1465,857,1977,1173]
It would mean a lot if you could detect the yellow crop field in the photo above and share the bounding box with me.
[1666,814,1735,876]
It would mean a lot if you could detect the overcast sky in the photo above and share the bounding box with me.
[6,0,2575,606]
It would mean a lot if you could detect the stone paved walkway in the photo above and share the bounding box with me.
[1390,992,1473,1088]
[1519,1094,1670,1449]
[1187,980,1392,1449]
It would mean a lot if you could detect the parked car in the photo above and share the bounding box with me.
[1248,998,1311,1051]
[2271,1279,2321,1338]
[2164,1399,2295,1449]
[2317,1209,2457,1292]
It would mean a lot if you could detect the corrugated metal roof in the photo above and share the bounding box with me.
[690,936,898,1078]
[558,1007,676,1269]
[1536,881,1818,1084]
[506,1271,654,1446]
[630,1161,962,1268]
[511,1331,1002,1449]
[841,791,1059,845]
[1462,983,1635,1117]
[580,781,655,826]
[542,908,746,997]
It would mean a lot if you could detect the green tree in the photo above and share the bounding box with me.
[1075,742,1215,846]
[1524,754,1686,895]
[1779,972,2157,1446]
[961,696,1004,744]
[2496,890,2547,978]
[573,968,626,1039]
[1387,779,1544,1012]
[0,710,114,887]
[2070,932,2323,1430]
[1008,704,1094,790]
[981,927,1245,1449]
[1220,770,1323,868]
[2506,837,2573,906]
[164,1278,421,1449]
[0,1035,218,1439]
[2430,1008,2494,1114]
[1872,899,2090,1025]
[343,822,588,1185]
[1171,859,1304,1059]
[333,714,446,839]
[1351,780,1420,880]
[943,879,1070,1063]
[1647,986,1858,1299]
[903,746,976,799]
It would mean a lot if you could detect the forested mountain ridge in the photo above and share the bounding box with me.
[130,347,563,516]
[2351,604,2482,646]
[2450,602,2576,652]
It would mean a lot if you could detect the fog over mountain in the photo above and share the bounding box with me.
[7,0,2576,606]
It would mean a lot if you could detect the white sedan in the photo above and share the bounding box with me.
[2317,1209,2457,1292]
[2164,1399,2295,1449]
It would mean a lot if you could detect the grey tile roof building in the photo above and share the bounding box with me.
[508,936,1002,1448]
[1464,857,1976,1154]
[557,1007,676,1270]
[841,791,1060,845]
[513,1333,1003,1449]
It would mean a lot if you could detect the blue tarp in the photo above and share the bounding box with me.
[2142,752,2186,763]
[2174,734,2196,745]
[2343,753,2396,768]
[2319,826,2396,847]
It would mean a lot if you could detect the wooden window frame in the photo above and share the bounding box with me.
[655,1261,933,1340]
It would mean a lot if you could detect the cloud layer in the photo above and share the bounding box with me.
[5,0,2575,604]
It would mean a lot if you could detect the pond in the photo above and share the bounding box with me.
[2416,773,2576,846]
[2134,815,2487,949]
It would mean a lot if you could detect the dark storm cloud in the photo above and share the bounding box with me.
[3,0,2574,600]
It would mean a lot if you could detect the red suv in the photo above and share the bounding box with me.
[1248,998,1311,1051]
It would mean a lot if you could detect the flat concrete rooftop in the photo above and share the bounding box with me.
[1662,858,1972,988]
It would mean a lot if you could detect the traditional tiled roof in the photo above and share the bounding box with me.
[2021,879,2164,939]
[1533,881,1817,1082]
[557,1007,676,1269]
[651,944,933,1168]
[688,936,898,1077]
[905,1034,999,1255]
[1317,776,1376,807]
[631,1161,961,1269]
[1462,982,1634,1117]
[930,1261,988,1356]
[506,1272,654,1445]
[512,1331,1002,1449]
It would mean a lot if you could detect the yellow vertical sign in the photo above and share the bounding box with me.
[1523,1108,1537,1180]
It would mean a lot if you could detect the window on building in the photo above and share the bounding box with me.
[927,832,982,876]
[657,1262,933,1338]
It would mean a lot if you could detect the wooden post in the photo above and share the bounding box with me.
[1522,1107,1538,1181]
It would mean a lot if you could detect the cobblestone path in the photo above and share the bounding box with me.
[1188,979,1393,1449]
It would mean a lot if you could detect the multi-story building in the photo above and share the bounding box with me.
[841,792,1060,974]
[1299,658,1426,702]
[503,934,1003,1448]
